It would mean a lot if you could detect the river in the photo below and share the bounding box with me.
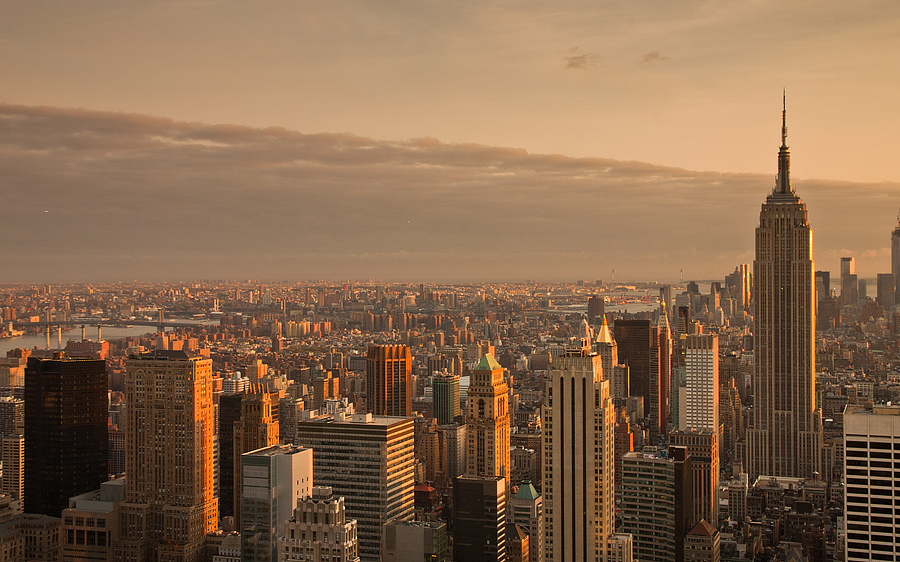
[0,320,216,356]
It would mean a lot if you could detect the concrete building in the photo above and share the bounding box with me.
[683,334,718,433]
[366,345,412,417]
[439,422,466,479]
[382,520,447,562]
[61,478,124,562]
[0,513,61,561]
[683,520,720,562]
[746,104,822,480]
[621,447,692,562]
[542,345,617,562]
[233,386,280,526]
[465,354,510,487]
[843,404,900,562]
[114,350,218,562]
[278,486,360,562]
[668,429,718,527]
[452,475,506,562]
[0,436,23,502]
[297,413,414,562]
[24,354,107,516]
[510,481,542,562]
[240,445,313,562]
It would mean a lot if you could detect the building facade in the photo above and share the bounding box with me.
[621,448,692,562]
[746,103,822,480]
[114,350,218,562]
[297,413,414,562]
[843,404,900,562]
[278,486,360,562]
[452,475,506,562]
[366,345,412,417]
[683,334,718,433]
[432,373,460,425]
[240,445,312,562]
[24,354,107,517]
[465,354,510,486]
[542,348,616,562]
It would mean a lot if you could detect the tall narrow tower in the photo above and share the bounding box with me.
[892,213,900,305]
[465,354,510,485]
[746,98,822,479]
[542,348,616,562]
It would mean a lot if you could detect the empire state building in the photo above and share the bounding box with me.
[747,99,822,479]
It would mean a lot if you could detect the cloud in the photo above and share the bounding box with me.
[564,47,600,69]
[641,51,670,63]
[0,103,897,283]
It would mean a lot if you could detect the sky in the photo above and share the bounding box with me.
[1,0,899,282]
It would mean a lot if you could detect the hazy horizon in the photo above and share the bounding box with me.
[2,103,898,285]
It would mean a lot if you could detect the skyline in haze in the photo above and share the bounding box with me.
[2,1,899,283]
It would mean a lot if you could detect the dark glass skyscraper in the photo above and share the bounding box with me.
[24,354,108,516]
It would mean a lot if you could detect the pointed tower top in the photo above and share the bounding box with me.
[776,93,793,195]
[595,315,614,344]
[474,353,502,371]
[656,300,670,331]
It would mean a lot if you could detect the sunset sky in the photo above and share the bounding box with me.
[2,1,899,282]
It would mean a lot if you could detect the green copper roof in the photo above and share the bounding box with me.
[475,353,502,371]
[515,482,539,500]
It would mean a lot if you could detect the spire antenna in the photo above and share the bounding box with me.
[781,89,788,147]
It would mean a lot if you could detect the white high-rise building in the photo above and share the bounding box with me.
[843,404,900,562]
[746,99,822,480]
[684,334,718,432]
[542,348,620,562]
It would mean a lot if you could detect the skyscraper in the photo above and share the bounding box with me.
[746,100,822,480]
[366,345,413,417]
[233,385,280,527]
[621,447,692,562]
[614,320,654,419]
[240,445,312,562]
[465,354,510,486]
[841,256,857,306]
[843,404,900,561]
[24,354,107,516]
[683,334,718,432]
[542,347,616,562]
[115,350,218,562]
[452,475,507,562]
[297,413,414,562]
[876,273,894,309]
[432,372,460,425]
[892,216,900,305]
